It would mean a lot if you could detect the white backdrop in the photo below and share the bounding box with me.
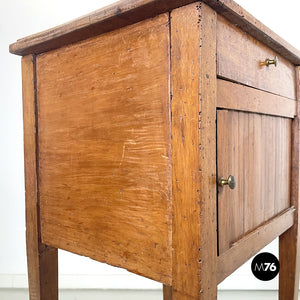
[1,0,300,291]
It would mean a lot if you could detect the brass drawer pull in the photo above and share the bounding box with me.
[262,56,278,67]
[218,175,236,190]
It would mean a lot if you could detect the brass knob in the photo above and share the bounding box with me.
[218,175,236,190]
[263,56,278,67]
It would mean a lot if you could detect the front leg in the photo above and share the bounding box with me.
[22,55,58,300]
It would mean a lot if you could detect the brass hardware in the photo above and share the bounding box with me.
[218,175,236,190]
[261,56,278,67]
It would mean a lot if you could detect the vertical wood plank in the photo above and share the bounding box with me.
[217,110,229,254]
[227,112,235,243]
[253,114,263,227]
[264,116,275,221]
[237,112,245,241]
[163,285,173,300]
[274,118,280,215]
[171,2,217,299]
[261,115,267,220]
[277,117,292,213]
[230,111,243,244]
[218,110,243,251]
[278,118,285,213]
[284,119,292,209]
[279,67,300,300]
[242,112,249,235]
[198,3,217,298]
[245,113,255,233]
[22,55,58,300]
[170,4,202,297]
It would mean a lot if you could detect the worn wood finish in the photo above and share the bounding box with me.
[9,0,300,65]
[279,67,300,300]
[217,15,296,100]
[198,4,218,298]
[264,115,276,221]
[217,207,295,284]
[217,79,296,118]
[205,0,300,65]
[217,110,292,254]
[217,110,243,254]
[170,2,217,298]
[170,4,202,298]
[37,14,172,284]
[22,55,58,300]
[9,0,195,56]
[163,285,172,300]
[13,1,300,299]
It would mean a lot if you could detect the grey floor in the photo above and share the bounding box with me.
[0,289,298,300]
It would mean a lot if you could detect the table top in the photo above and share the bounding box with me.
[9,0,300,65]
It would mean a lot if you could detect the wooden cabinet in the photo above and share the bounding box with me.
[10,0,300,299]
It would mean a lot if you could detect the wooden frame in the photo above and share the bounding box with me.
[278,67,300,300]
[217,79,296,118]
[218,207,295,283]
[170,3,217,298]
[22,55,58,299]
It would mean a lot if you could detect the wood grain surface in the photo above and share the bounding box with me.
[279,66,300,300]
[217,79,296,118]
[36,14,172,284]
[171,3,217,298]
[217,110,292,254]
[198,4,218,298]
[218,207,295,283]
[9,0,300,66]
[163,284,172,300]
[22,55,58,300]
[18,1,300,297]
[217,15,296,100]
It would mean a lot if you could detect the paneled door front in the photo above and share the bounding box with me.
[217,110,292,255]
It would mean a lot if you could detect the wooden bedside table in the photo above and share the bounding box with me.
[10,0,300,299]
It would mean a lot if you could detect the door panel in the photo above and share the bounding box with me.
[217,110,292,254]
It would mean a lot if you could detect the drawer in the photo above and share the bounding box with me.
[217,110,292,255]
[217,15,296,100]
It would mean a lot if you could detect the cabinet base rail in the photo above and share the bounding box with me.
[217,206,295,283]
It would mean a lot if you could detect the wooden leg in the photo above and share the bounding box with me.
[279,67,300,300]
[27,242,58,300]
[170,3,217,299]
[279,227,300,300]
[163,284,172,300]
[22,55,58,300]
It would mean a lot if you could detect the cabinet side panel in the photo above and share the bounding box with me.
[36,14,172,284]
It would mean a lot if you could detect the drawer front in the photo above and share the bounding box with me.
[217,110,292,255]
[217,15,296,100]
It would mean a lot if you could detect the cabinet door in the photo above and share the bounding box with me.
[217,110,292,254]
